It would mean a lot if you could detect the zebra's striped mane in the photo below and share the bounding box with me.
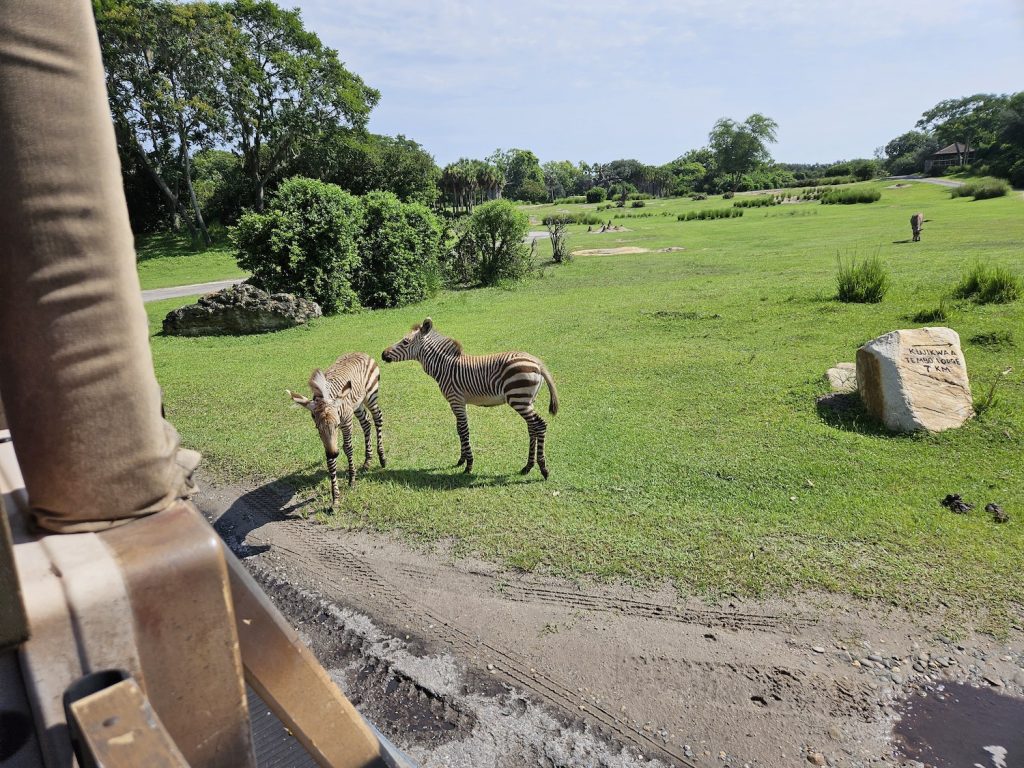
[309,369,331,399]
[413,323,462,356]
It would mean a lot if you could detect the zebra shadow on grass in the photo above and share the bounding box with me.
[358,465,540,491]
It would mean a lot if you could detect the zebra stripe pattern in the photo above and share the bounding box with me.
[382,318,558,478]
[287,352,385,504]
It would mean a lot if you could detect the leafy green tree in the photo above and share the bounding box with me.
[353,191,441,308]
[233,177,362,313]
[95,0,230,243]
[192,149,250,225]
[708,114,779,193]
[916,94,1008,166]
[467,200,530,285]
[491,149,545,201]
[223,0,379,211]
[883,130,936,174]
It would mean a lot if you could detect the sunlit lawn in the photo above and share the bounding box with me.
[148,181,1024,630]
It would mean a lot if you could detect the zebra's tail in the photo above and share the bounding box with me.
[540,363,559,416]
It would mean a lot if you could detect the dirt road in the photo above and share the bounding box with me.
[195,475,1024,767]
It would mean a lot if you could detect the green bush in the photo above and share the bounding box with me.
[950,179,1010,200]
[733,196,780,208]
[677,208,743,221]
[631,199,646,208]
[835,254,889,303]
[820,188,881,205]
[233,177,362,314]
[585,187,607,203]
[952,262,1021,304]
[468,200,531,285]
[541,212,603,226]
[552,195,586,204]
[353,191,441,309]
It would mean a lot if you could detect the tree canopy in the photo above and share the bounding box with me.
[708,114,779,193]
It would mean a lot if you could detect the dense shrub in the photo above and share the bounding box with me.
[950,179,1010,200]
[722,191,735,199]
[586,187,607,203]
[677,208,743,221]
[1009,160,1024,189]
[733,195,781,208]
[835,254,889,303]
[541,212,603,226]
[553,195,587,204]
[690,193,708,201]
[468,200,531,284]
[820,188,881,204]
[353,191,441,309]
[631,199,646,208]
[779,175,857,188]
[233,177,362,314]
[953,262,1021,304]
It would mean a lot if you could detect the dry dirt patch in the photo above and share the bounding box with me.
[572,246,650,256]
[197,477,1024,768]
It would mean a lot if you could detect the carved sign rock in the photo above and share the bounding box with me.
[856,327,973,432]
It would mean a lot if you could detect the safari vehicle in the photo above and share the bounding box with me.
[0,2,411,765]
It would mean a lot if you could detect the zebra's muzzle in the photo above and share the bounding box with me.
[381,349,393,363]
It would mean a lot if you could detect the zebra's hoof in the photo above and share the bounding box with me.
[463,465,473,474]
[455,455,466,467]
[520,464,534,475]
[379,456,387,468]
[540,467,549,480]
[359,461,371,473]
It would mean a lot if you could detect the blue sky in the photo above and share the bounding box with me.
[297,0,1024,166]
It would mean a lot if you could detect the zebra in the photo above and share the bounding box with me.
[911,212,924,242]
[286,352,385,505]
[382,318,559,478]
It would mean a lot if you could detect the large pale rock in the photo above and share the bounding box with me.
[162,283,321,336]
[856,327,973,433]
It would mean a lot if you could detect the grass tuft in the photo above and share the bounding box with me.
[953,262,1021,304]
[951,178,1010,200]
[836,253,889,303]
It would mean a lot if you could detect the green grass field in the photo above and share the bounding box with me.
[148,181,1024,630]
[136,231,246,290]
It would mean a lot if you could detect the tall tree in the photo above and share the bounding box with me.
[223,0,379,211]
[708,114,779,193]
[916,94,1007,166]
[95,0,229,243]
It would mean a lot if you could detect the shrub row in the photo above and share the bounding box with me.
[677,208,744,221]
[820,188,881,205]
[541,212,605,226]
[732,195,782,208]
[950,179,1010,200]
[779,175,858,188]
[551,195,587,205]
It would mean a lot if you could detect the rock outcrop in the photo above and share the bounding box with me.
[856,327,973,433]
[162,283,321,336]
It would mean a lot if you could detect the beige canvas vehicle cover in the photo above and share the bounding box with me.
[0,0,197,532]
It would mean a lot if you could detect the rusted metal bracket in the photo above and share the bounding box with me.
[66,673,189,768]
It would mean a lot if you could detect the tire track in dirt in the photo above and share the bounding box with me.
[225,484,697,767]
[396,564,814,632]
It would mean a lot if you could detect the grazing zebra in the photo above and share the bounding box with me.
[911,212,924,242]
[382,318,559,478]
[287,352,385,504]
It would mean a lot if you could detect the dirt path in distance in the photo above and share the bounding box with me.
[196,475,1024,768]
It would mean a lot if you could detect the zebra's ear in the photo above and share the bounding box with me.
[420,317,433,335]
[287,389,312,408]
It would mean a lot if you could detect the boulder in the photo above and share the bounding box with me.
[825,362,857,393]
[162,283,321,336]
[856,327,973,433]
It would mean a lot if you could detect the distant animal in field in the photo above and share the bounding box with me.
[287,353,385,504]
[911,212,924,242]
[382,318,559,478]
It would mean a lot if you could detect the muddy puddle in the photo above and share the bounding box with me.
[894,683,1023,767]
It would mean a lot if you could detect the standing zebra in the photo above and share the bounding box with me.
[911,212,924,242]
[382,318,559,478]
[287,352,385,505]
